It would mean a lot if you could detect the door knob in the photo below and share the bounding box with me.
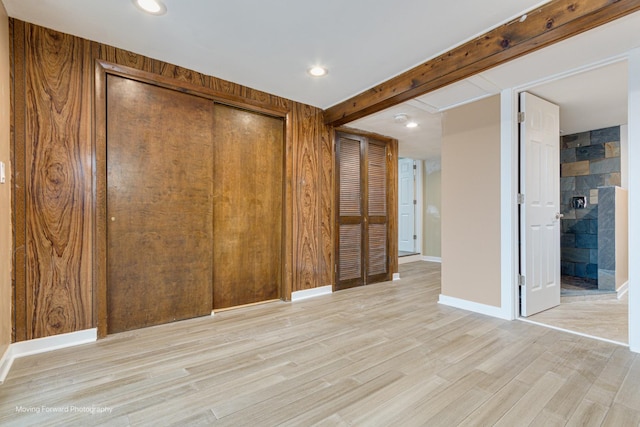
[555,213,564,220]
[111,217,116,222]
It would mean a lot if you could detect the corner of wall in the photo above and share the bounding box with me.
[0,1,13,355]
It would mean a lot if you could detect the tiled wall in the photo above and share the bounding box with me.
[560,126,621,280]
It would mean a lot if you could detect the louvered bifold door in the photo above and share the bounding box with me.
[336,135,365,290]
[366,140,389,283]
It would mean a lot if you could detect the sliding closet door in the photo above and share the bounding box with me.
[336,132,390,290]
[106,75,214,333]
[213,104,283,309]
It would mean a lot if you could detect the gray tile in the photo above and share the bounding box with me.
[586,264,598,280]
[590,157,620,175]
[562,132,590,149]
[561,233,576,247]
[576,144,605,161]
[576,175,604,192]
[561,262,575,276]
[589,220,598,234]
[560,177,575,192]
[576,233,597,249]
[560,148,576,163]
[562,219,576,234]
[598,231,615,270]
[575,263,588,278]
[576,205,598,220]
[591,126,620,145]
[590,248,599,264]
[598,269,615,291]
[598,187,615,231]
[561,247,591,263]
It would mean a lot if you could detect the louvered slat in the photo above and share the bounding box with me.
[339,138,361,216]
[339,225,362,281]
[368,223,387,276]
[368,143,386,217]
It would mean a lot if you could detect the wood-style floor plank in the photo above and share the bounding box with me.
[1,261,639,426]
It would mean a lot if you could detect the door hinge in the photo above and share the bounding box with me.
[517,193,525,204]
[518,275,525,287]
[518,112,525,123]
[335,264,337,273]
[413,200,417,205]
[413,235,417,240]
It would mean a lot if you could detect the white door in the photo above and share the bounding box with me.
[520,92,561,317]
[398,158,416,253]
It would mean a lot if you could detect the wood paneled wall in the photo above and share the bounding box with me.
[10,19,333,341]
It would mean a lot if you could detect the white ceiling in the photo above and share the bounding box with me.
[2,0,638,161]
[2,0,550,109]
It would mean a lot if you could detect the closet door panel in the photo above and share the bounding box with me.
[106,75,214,334]
[213,104,283,309]
[336,135,365,289]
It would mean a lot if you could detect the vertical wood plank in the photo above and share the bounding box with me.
[320,123,334,288]
[23,23,92,338]
[387,139,399,276]
[10,18,27,342]
[292,103,319,292]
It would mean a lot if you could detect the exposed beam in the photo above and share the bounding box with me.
[325,0,640,126]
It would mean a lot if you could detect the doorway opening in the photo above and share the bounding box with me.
[398,157,419,258]
[518,60,629,346]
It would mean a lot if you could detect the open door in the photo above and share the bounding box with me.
[398,158,416,253]
[520,92,561,317]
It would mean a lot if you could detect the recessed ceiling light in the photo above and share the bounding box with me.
[308,66,328,77]
[406,121,418,128]
[133,0,167,15]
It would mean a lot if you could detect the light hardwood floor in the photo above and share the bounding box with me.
[525,294,628,345]
[1,261,639,426]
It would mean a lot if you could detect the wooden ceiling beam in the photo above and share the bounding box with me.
[324,0,640,126]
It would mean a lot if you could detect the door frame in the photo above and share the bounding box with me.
[94,61,289,338]
[333,127,398,290]
[506,56,636,348]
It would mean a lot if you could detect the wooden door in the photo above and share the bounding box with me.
[106,75,214,333]
[336,132,389,290]
[520,92,561,316]
[212,104,283,309]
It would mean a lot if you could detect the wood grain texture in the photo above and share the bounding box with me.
[387,138,399,276]
[213,104,283,309]
[10,19,26,343]
[21,23,93,339]
[288,104,333,292]
[12,19,334,340]
[157,62,210,88]
[106,76,215,333]
[325,0,640,125]
[2,261,638,426]
[320,123,334,290]
[99,45,154,72]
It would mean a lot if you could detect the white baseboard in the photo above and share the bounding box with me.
[0,329,97,384]
[398,254,423,264]
[422,256,442,263]
[292,285,332,302]
[438,294,511,320]
[392,273,401,281]
[618,281,629,299]
[0,345,11,385]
